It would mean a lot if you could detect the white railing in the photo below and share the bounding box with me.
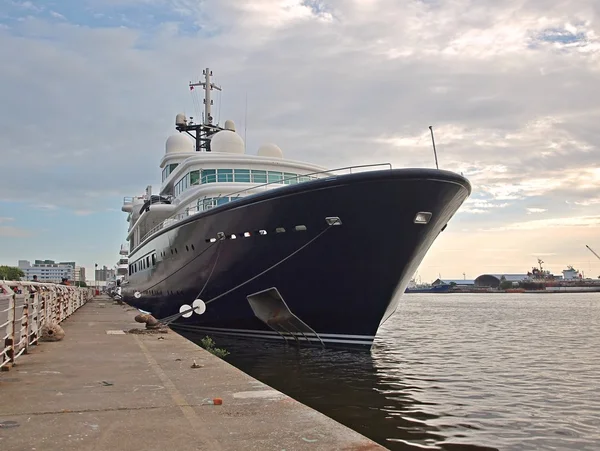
[137,163,392,246]
[0,281,95,371]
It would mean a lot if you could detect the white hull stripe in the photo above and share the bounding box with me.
[173,324,374,346]
[173,324,375,340]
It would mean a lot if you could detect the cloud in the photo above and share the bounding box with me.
[1,0,600,280]
[486,215,600,232]
[73,209,94,216]
[0,217,31,237]
[0,226,31,237]
[49,11,66,20]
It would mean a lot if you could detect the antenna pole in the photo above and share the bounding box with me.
[244,92,248,152]
[189,68,222,126]
[429,126,439,170]
[186,68,223,152]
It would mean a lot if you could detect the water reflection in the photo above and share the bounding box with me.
[176,332,495,450]
[177,293,600,451]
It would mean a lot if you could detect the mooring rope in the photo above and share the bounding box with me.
[159,239,224,326]
[140,239,221,294]
[158,220,339,325]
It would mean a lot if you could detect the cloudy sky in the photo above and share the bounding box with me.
[1,0,599,281]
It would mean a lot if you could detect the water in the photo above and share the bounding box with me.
[183,293,600,450]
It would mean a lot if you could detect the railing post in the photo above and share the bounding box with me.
[30,288,39,346]
[7,289,16,368]
[22,290,30,355]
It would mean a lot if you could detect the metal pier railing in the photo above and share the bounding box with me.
[0,282,94,371]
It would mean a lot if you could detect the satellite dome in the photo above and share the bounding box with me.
[210,130,245,154]
[175,113,187,127]
[224,119,236,131]
[165,133,194,154]
[257,143,283,159]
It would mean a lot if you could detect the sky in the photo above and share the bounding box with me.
[1,0,599,282]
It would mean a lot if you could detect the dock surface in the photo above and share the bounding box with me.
[0,295,386,450]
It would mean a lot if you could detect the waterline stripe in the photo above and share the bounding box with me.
[173,324,375,340]
[172,325,374,346]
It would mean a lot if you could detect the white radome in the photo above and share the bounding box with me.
[224,119,236,131]
[165,133,194,154]
[175,113,187,126]
[210,130,245,154]
[257,143,283,159]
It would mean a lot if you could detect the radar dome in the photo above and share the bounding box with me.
[165,133,194,154]
[224,119,236,131]
[257,143,283,159]
[210,130,245,154]
[175,113,187,127]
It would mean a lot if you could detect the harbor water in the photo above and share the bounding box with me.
[183,293,600,451]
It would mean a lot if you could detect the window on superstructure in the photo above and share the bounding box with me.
[284,173,298,184]
[217,169,233,182]
[234,169,250,183]
[190,170,200,185]
[217,197,229,206]
[202,169,216,183]
[251,170,267,183]
[268,171,283,184]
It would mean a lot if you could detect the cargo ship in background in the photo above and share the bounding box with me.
[117,68,471,349]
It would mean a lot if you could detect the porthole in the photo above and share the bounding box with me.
[186,245,189,252]
[244,232,251,237]
[275,227,286,233]
[294,225,307,231]
[191,244,195,251]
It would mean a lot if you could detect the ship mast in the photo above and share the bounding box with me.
[176,68,223,152]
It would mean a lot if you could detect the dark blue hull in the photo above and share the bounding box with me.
[122,169,470,348]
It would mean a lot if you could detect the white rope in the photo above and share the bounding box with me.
[160,221,338,324]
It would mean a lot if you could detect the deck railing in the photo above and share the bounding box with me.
[0,282,94,371]
[137,163,392,245]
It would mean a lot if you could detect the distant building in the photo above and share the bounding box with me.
[474,274,529,289]
[74,266,86,283]
[432,278,475,287]
[95,265,115,282]
[18,259,75,282]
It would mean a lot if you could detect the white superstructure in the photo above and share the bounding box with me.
[122,68,337,254]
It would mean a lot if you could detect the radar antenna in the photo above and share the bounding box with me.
[176,68,224,152]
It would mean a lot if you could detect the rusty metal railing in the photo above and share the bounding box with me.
[0,282,94,371]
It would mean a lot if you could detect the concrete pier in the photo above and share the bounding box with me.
[0,295,387,450]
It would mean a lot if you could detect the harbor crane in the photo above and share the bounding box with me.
[586,245,600,261]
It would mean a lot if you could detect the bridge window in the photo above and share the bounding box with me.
[173,167,316,196]
[284,173,298,184]
[162,163,179,181]
[217,169,234,182]
[268,171,283,183]
[252,170,267,183]
[234,169,251,183]
[202,169,216,183]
